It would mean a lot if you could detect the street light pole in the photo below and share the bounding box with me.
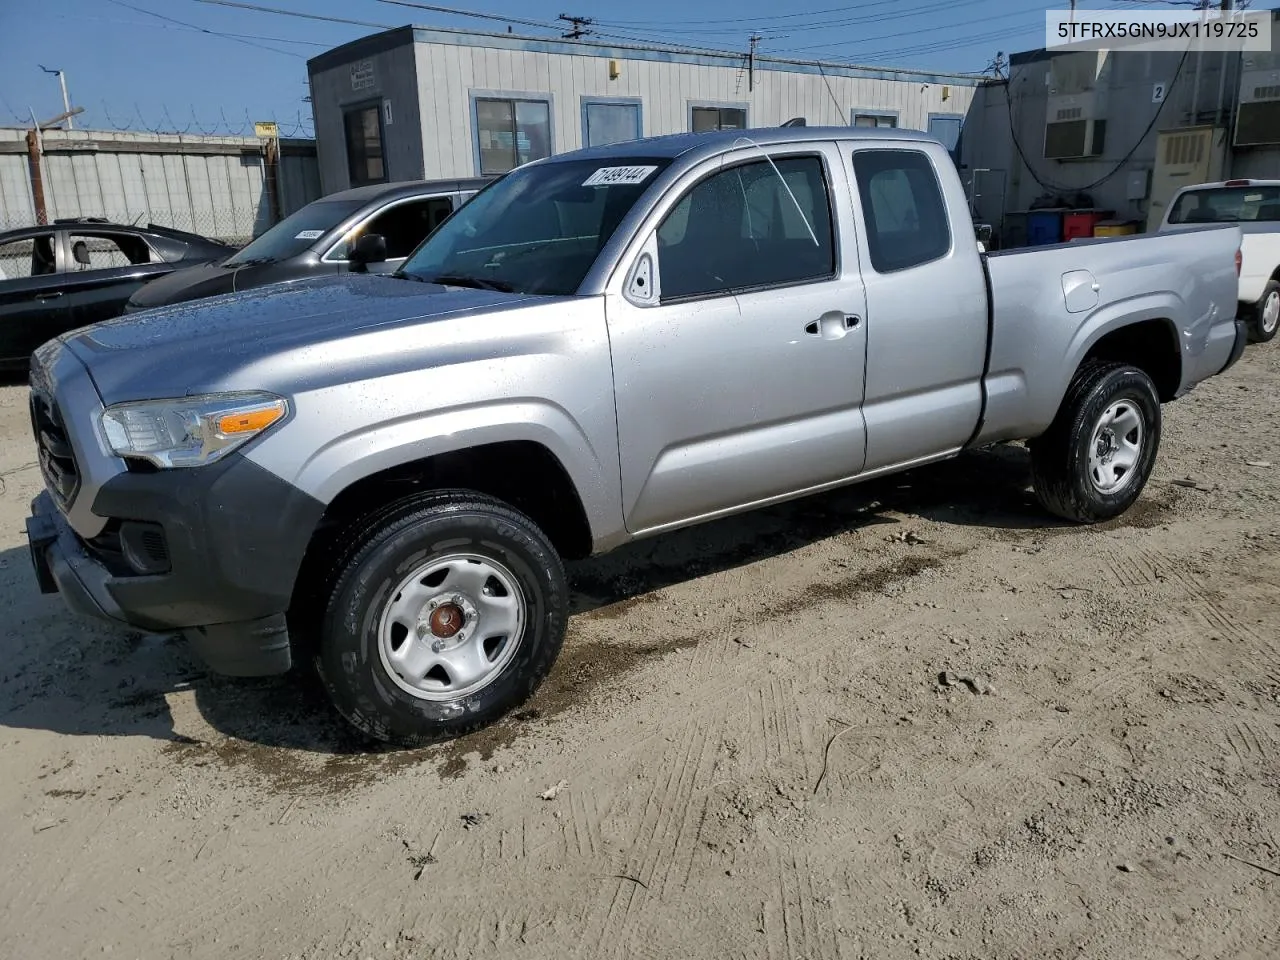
[37,65,73,130]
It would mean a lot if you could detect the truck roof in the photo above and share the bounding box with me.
[541,125,942,164]
[1173,179,1280,193]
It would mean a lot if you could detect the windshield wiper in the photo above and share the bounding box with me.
[416,274,516,293]
[226,256,275,268]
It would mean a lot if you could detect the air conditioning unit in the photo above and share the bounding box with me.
[1044,51,1110,159]
[1235,51,1280,147]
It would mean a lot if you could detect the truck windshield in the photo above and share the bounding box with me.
[398,157,672,295]
[1167,185,1280,225]
[224,197,365,265]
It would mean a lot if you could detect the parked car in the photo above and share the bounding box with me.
[25,127,1246,746]
[1157,178,1280,344]
[0,218,230,371]
[124,178,489,313]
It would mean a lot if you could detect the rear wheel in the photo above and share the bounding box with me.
[1030,361,1162,523]
[314,491,568,746]
[1247,281,1279,344]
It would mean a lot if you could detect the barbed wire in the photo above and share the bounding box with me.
[22,102,317,139]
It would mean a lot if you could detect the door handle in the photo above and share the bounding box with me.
[34,291,63,301]
[805,313,861,339]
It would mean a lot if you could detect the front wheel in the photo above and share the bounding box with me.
[1030,361,1162,523]
[315,491,568,746]
[1247,281,1279,344]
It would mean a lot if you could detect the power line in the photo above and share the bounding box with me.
[107,0,308,57]
[56,11,329,45]
[186,0,395,31]
[375,0,563,33]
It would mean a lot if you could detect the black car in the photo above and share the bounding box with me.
[125,178,490,313]
[0,218,231,371]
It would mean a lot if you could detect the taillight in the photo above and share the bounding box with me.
[1235,248,1242,277]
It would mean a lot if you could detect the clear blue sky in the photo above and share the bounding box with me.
[0,0,1219,136]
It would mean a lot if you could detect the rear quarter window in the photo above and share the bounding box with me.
[852,149,951,273]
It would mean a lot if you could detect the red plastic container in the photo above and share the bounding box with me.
[1063,211,1111,241]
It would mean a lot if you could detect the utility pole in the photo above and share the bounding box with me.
[558,14,592,39]
[748,34,762,92]
[38,65,73,130]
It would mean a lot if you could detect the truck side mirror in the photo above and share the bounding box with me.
[349,233,388,272]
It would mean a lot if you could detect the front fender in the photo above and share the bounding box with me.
[291,398,614,533]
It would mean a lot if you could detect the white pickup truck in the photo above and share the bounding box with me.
[1158,178,1280,344]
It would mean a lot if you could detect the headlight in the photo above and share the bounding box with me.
[99,392,288,468]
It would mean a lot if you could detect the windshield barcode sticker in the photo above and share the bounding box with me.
[295,229,325,240]
[582,165,658,187]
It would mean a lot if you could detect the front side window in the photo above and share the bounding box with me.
[329,197,455,261]
[656,155,835,301]
[852,149,951,273]
[399,156,671,296]
[691,106,747,132]
[67,231,154,270]
[584,100,642,147]
[476,97,552,176]
[344,103,386,186]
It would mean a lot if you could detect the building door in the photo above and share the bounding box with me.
[927,114,963,164]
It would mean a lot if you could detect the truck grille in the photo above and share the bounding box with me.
[30,390,80,508]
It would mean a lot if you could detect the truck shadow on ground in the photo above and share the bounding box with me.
[0,443,1149,757]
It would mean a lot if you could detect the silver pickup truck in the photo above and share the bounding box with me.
[24,127,1246,745]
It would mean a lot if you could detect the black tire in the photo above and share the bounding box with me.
[314,490,568,746]
[1247,281,1280,344]
[1029,361,1162,524]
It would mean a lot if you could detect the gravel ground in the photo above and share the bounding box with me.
[0,345,1278,960]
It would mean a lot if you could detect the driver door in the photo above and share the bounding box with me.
[604,143,869,535]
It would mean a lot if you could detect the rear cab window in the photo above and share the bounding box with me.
[851,149,951,273]
[1168,185,1280,224]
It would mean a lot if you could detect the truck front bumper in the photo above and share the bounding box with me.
[26,453,324,678]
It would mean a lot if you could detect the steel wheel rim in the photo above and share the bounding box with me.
[1088,398,1145,495]
[1262,290,1280,335]
[376,552,527,702]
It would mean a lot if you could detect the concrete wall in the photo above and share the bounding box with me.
[0,128,321,245]
[308,26,983,187]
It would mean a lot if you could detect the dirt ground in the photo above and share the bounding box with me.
[1,345,1278,960]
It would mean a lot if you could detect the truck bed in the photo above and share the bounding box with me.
[973,225,1243,445]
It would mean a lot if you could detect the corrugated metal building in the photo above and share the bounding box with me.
[306,25,985,193]
[0,127,321,244]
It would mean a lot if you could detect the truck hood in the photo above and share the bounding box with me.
[61,273,536,404]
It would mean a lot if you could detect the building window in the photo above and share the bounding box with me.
[853,111,898,128]
[691,105,747,132]
[344,102,386,187]
[927,113,964,164]
[475,96,552,176]
[582,98,642,147]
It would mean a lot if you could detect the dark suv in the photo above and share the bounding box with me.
[125,178,489,312]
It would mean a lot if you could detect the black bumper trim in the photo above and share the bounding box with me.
[26,447,323,677]
[1220,318,1248,375]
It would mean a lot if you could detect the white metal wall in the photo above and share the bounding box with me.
[412,42,978,179]
[0,128,321,244]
